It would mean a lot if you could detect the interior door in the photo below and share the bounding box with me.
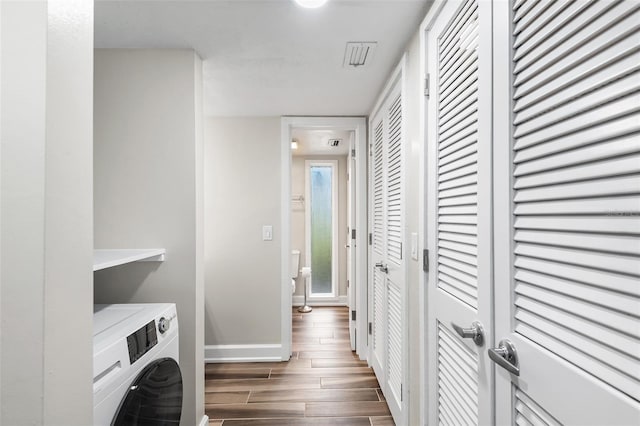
[492,1,640,424]
[370,110,387,388]
[384,82,405,423]
[369,73,406,424]
[305,160,339,300]
[426,0,493,424]
[348,134,357,350]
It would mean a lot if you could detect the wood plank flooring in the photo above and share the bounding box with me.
[205,307,395,425]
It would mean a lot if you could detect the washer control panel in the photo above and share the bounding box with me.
[126,320,158,364]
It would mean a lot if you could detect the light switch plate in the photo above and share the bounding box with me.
[411,232,418,260]
[262,225,273,241]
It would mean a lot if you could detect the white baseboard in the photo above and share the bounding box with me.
[292,295,348,307]
[204,344,283,363]
[198,415,209,426]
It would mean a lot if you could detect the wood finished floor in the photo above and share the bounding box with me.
[205,307,395,426]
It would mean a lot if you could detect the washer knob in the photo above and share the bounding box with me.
[158,317,170,334]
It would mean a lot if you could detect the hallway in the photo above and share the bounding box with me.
[205,307,394,425]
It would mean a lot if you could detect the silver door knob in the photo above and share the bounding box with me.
[451,321,484,346]
[489,339,520,376]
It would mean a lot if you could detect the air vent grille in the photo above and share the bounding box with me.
[343,42,377,68]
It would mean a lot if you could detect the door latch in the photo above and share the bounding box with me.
[451,321,484,346]
[374,262,388,274]
[489,339,520,376]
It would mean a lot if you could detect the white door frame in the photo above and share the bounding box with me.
[348,134,358,350]
[280,116,368,360]
[418,2,446,424]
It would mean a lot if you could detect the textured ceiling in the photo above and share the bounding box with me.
[292,129,353,156]
[95,0,431,117]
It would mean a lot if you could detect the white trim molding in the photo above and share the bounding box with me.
[198,415,209,426]
[292,295,348,307]
[204,344,284,363]
[281,118,294,361]
[418,2,447,424]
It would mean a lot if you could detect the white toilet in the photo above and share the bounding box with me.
[291,250,300,294]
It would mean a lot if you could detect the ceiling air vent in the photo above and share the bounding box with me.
[328,138,342,147]
[343,42,377,69]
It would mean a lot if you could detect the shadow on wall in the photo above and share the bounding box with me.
[94,263,162,303]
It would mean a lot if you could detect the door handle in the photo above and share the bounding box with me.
[488,339,520,376]
[451,321,484,346]
[374,262,388,274]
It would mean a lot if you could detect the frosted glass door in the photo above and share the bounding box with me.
[306,160,338,298]
[310,166,332,294]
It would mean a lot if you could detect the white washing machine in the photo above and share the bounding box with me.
[93,303,181,425]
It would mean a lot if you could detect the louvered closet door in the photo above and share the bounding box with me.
[370,113,387,382]
[369,74,406,424]
[493,1,640,424]
[426,0,493,424]
[384,82,405,423]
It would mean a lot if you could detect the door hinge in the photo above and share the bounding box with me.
[369,233,372,245]
[401,384,403,401]
[352,229,356,240]
[351,148,356,158]
[368,322,372,335]
[423,249,429,272]
[351,310,356,321]
[400,242,403,260]
[347,279,349,288]
[424,73,430,98]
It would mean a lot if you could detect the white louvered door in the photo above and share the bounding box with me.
[426,0,492,424]
[370,112,387,383]
[369,73,406,424]
[384,84,405,423]
[493,0,640,424]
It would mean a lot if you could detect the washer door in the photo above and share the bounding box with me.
[112,357,182,426]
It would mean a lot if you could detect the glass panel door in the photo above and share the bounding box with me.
[306,160,337,298]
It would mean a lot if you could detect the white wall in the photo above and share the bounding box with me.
[93,49,205,426]
[291,155,348,299]
[1,1,3,415]
[1,1,94,424]
[204,117,283,350]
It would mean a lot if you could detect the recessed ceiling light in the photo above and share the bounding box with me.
[294,0,329,8]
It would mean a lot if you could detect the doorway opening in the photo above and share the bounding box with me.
[280,117,368,361]
[291,131,348,308]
